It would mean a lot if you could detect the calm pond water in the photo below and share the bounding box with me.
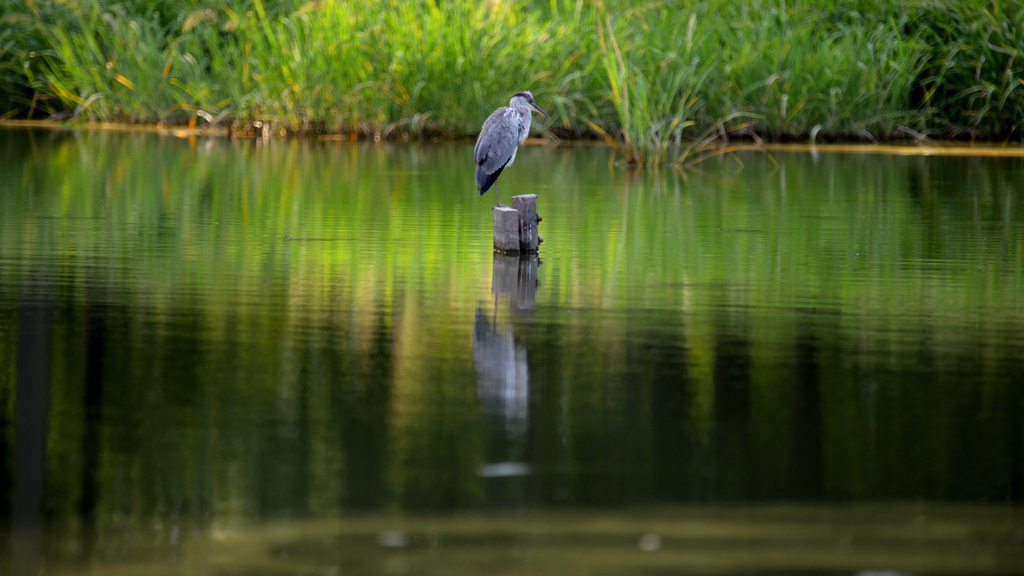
[1,127,1023,575]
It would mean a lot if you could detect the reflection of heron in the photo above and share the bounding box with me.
[471,254,540,440]
[472,307,529,437]
[474,91,550,207]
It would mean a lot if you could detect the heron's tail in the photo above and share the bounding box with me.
[476,165,504,195]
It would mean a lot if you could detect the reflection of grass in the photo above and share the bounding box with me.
[0,0,1022,148]
[2,132,1024,535]
[34,506,1024,574]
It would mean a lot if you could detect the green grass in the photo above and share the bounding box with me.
[703,2,927,139]
[1,0,1023,164]
[910,0,1024,137]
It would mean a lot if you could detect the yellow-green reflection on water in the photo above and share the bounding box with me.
[1,128,1023,574]
[25,505,1024,575]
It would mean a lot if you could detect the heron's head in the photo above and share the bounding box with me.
[511,91,550,119]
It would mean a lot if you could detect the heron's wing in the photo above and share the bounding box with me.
[475,162,505,195]
[474,108,520,175]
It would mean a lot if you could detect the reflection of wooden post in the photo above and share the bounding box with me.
[511,195,540,253]
[515,254,539,309]
[493,206,520,253]
[492,253,540,310]
[492,196,542,254]
[492,253,520,298]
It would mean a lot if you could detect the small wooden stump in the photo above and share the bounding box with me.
[492,206,520,253]
[511,195,540,253]
[492,195,542,254]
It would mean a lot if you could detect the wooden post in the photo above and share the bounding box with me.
[492,206,520,253]
[493,197,543,254]
[511,195,540,253]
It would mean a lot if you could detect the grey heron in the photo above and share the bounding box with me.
[474,91,550,207]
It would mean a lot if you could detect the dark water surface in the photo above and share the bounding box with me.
[1,128,1023,574]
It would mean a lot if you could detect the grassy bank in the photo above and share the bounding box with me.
[1,0,1023,163]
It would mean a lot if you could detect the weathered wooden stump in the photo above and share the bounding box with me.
[492,195,542,254]
[511,194,541,253]
[492,206,520,253]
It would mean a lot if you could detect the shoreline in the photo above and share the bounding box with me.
[5,119,1024,158]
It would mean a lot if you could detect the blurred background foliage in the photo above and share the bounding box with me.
[1,0,1023,159]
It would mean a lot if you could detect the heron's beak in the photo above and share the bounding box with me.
[531,102,550,119]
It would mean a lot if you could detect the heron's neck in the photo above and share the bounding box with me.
[518,108,532,141]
